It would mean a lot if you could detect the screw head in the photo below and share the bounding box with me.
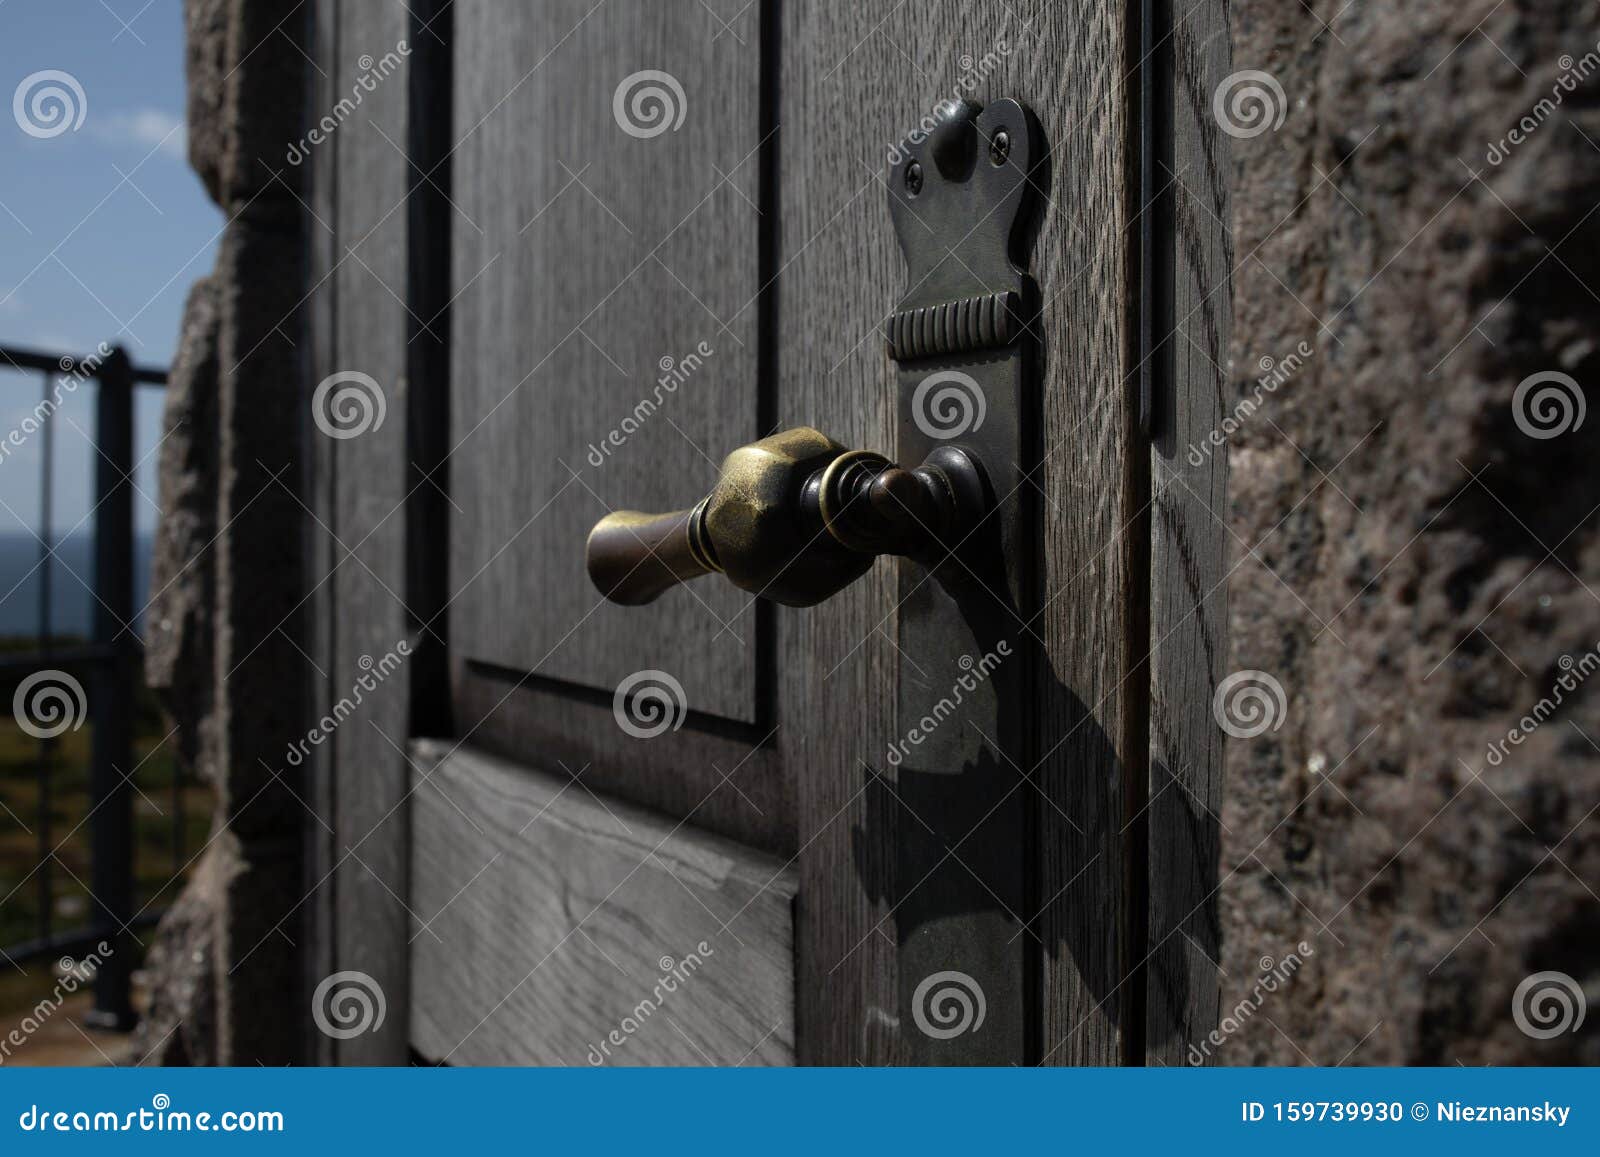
[904,160,923,196]
[989,130,1010,166]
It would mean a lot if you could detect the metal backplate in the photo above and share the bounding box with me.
[880,98,1044,1064]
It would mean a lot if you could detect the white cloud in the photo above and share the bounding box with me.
[92,108,186,160]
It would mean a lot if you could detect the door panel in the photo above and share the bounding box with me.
[451,0,762,723]
[409,741,795,1065]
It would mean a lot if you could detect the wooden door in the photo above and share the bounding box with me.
[307,0,1229,1067]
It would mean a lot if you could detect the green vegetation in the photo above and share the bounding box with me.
[0,635,212,955]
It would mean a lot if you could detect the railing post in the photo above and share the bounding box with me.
[86,346,135,1031]
[36,369,56,949]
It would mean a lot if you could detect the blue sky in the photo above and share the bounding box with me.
[0,0,222,539]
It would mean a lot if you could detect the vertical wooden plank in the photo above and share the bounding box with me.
[304,0,339,1068]
[1032,0,1142,1068]
[87,351,135,1030]
[325,0,413,1065]
[1146,0,1231,1065]
[781,0,1137,1065]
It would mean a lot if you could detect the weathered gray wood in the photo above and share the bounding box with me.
[1147,0,1231,1066]
[446,0,787,855]
[408,739,796,1066]
[304,0,339,1068]
[449,0,761,723]
[778,1,1138,1065]
[321,0,413,1065]
[314,0,1146,1068]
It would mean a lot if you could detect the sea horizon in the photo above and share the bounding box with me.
[0,528,154,639]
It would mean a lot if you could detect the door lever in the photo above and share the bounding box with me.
[585,426,989,607]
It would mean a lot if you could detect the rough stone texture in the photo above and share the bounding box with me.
[138,0,309,1066]
[184,0,305,206]
[208,207,308,1065]
[184,0,227,204]
[130,843,222,1066]
[1219,0,1600,1064]
[211,212,310,849]
[137,274,224,1066]
[221,2,311,200]
[145,276,219,781]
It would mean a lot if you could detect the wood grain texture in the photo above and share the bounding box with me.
[408,739,796,1066]
[1024,0,1142,1068]
[776,0,903,1066]
[304,0,338,1067]
[778,0,1138,1065]
[312,0,1148,1067]
[449,0,761,723]
[322,0,414,1065]
[1147,0,1231,1066]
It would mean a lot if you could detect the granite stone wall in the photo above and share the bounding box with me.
[1217,0,1600,1064]
[132,0,308,1066]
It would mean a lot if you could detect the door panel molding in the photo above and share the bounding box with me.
[453,662,792,855]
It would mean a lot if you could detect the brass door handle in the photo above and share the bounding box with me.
[586,427,989,607]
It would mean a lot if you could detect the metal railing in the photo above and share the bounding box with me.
[0,342,173,1030]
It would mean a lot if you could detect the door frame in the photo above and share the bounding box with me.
[303,0,1231,1067]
